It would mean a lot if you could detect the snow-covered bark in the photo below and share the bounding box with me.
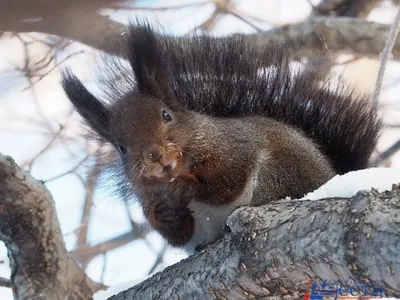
[1,153,400,299]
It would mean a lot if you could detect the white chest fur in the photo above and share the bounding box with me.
[184,201,237,253]
[183,162,261,253]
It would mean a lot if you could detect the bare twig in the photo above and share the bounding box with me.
[191,8,221,33]
[26,124,66,171]
[0,276,11,288]
[228,10,263,32]
[69,230,148,262]
[100,253,108,284]
[75,152,102,268]
[372,139,400,166]
[43,155,89,183]
[108,1,212,11]
[373,6,400,106]
[22,50,85,91]
[146,243,167,275]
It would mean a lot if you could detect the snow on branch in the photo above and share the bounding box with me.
[103,183,400,300]
[1,157,400,300]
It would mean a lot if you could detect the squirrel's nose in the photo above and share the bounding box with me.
[145,144,162,162]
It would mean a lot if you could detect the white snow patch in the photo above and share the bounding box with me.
[301,167,400,201]
[93,276,150,300]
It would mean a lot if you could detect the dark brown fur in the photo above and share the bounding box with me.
[61,22,381,251]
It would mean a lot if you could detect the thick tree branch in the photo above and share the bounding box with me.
[1,155,400,300]
[1,0,400,62]
[0,154,105,300]
[0,0,125,55]
[109,186,400,300]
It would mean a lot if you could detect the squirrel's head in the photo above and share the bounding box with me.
[109,92,193,183]
[61,23,197,184]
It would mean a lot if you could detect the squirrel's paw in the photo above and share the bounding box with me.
[147,201,194,246]
[149,200,189,225]
[168,173,199,205]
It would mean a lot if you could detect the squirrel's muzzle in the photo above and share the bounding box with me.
[143,144,184,179]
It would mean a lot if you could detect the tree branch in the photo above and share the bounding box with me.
[1,154,400,300]
[0,153,105,300]
[108,186,400,299]
[311,0,383,18]
[0,276,11,288]
[247,17,400,62]
[0,0,125,55]
[373,6,400,106]
[1,0,400,62]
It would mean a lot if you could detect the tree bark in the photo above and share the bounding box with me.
[1,153,400,300]
[0,154,105,300]
[0,0,125,55]
[109,186,400,300]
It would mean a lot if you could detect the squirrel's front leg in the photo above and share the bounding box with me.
[168,165,249,206]
[168,172,202,205]
[142,197,194,246]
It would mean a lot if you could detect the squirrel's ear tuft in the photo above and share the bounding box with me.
[61,68,111,140]
[125,22,177,108]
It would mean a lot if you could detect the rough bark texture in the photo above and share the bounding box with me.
[109,186,400,300]
[1,153,400,299]
[0,154,105,300]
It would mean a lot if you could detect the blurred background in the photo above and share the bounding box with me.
[0,0,399,299]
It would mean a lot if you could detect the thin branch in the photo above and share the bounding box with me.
[372,6,400,106]
[0,276,11,288]
[22,50,85,91]
[146,243,167,275]
[75,152,102,268]
[372,139,400,166]
[43,155,90,183]
[100,253,108,284]
[228,10,263,32]
[191,8,221,33]
[26,124,66,171]
[69,231,143,262]
[107,1,212,11]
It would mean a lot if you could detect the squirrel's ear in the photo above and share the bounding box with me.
[61,69,111,140]
[125,22,177,107]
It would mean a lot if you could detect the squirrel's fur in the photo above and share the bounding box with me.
[61,22,381,252]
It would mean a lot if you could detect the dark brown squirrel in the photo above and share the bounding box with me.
[61,23,381,253]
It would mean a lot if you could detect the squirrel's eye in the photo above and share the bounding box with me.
[162,110,172,123]
[116,144,128,155]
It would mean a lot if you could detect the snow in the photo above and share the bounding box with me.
[0,1,399,300]
[92,167,400,299]
[301,167,400,200]
[93,276,150,300]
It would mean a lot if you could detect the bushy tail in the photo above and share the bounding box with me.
[122,23,382,174]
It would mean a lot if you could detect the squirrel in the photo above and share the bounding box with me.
[61,22,381,253]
